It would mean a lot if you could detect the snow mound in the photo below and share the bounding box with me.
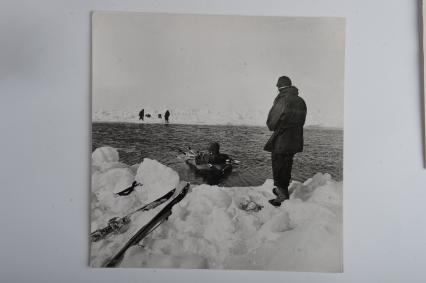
[90,146,342,272]
[91,151,181,227]
[91,167,136,216]
[120,174,343,272]
[92,147,119,165]
[90,148,183,267]
[135,158,180,203]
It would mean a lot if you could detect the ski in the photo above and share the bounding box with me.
[90,188,177,242]
[103,182,190,267]
[114,181,142,197]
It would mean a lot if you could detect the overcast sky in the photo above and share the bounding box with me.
[92,12,345,127]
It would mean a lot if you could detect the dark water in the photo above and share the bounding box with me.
[92,123,343,187]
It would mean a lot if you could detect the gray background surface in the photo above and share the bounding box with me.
[1,0,425,282]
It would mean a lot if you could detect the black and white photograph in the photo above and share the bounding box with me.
[90,12,345,272]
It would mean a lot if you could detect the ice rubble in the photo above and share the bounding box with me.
[91,147,342,272]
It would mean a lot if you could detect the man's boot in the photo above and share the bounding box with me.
[269,187,289,207]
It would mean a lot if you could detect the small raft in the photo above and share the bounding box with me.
[185,159,232,175]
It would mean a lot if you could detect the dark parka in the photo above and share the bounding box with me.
[264,86,307,154]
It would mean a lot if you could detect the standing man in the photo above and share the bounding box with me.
[139,109,144,120]
[264,76,307,207]
[164,110,170,123]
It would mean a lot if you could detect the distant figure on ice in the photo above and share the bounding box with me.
[164,110,170,123]
[139,109,144,120]
[158,114,162,119]
[264,76,307,207]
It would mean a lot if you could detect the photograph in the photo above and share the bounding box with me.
[90,12,345,272]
